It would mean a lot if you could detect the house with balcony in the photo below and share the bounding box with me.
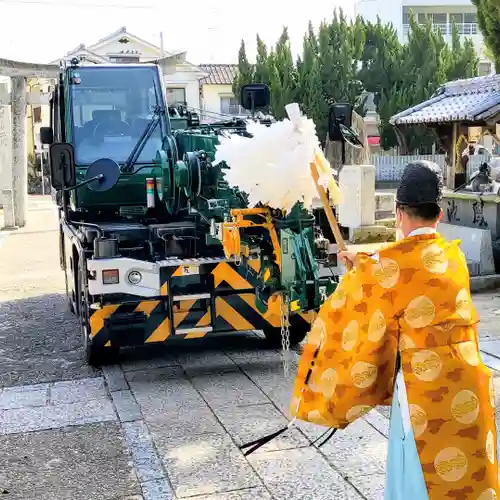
[198,64,250,123]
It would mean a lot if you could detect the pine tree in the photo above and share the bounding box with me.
[233,39,254,105]
[267,27,297,119]
[253,35,270,85]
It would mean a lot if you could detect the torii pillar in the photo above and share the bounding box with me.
[0,53,186,228]
[0,58,58,228]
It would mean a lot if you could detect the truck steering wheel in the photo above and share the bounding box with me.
[93,120,132,142]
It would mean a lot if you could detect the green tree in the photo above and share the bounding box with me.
[443,24,478,80]
[299,10,365,141]
[253,35,270,84]
[265,27,298,119]
[233,39,254,104]
[471,0,500,70]
[359,14,478,151]
[296,22,321,121]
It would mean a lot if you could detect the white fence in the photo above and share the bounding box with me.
[373,154,490,182]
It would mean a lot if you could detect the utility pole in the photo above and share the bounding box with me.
[160,32,165,57]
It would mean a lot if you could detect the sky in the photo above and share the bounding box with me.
[0,0,353,65]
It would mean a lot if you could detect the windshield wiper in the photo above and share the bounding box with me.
[122,105,165,173]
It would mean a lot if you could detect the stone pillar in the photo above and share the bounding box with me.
[11,76,27,227]
[338,164,376,229]
[0,78,11,210]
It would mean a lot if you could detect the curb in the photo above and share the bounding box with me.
[471,274,500,293]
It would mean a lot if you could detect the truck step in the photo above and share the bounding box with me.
[173,293,211,301]
[175,326,213,335]
[159,257,232,267]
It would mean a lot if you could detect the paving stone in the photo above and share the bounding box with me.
[191,372,269,408]
[238,360,297,414]
[127,367,206,412]
[480,352,500,372]
[141,478,174,500]
[193,487,273,500]
[146,403,225,439]
[0,385,48,410]
[0,398,116,435]
[0,422,140,500]
[122,421,166,484]
[348,472,385,500]
[224,348,283,368]
[248,447,363,500]
[157,433,260,498]
[112,390,142,423]
[102,365,129,392]
[177,351,239,376]
[363,409,390,438]
[294,420,328,442]
[320,419,388,477]
[215,403,308,452]
[480,339,500,353]
[121,354,179,372]
[50,377,108,404]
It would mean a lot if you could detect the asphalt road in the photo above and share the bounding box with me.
[0,196,499,500]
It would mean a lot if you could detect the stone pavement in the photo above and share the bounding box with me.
[0,196,499,500]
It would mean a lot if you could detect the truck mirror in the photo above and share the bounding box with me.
[240,83,270,111]
[49,143,76,190]
[328,103,363,148]
[85,158,121,192]
[40,126,54,145]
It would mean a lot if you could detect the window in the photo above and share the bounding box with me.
[464,13,478,34]
[220,96,242,115]
[109,56,140,63]
[432,13,447,25]
[33,106,42,124]
[417,13,431,24]
[464,13,477,24]
[69,66,165,165]
[450,14,464,24]
[479,62,492,77]
[402,9,411,25]
[166,87,186,105]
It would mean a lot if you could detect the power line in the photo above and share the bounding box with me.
[0,0,155,7]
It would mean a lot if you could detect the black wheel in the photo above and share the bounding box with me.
[263,316,311,348]
[77,261,119,366]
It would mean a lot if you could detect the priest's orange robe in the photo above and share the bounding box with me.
[290,233,499,499]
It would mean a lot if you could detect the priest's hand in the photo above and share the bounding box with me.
[338,251,356,267]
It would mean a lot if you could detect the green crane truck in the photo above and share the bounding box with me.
[41,59,338,366]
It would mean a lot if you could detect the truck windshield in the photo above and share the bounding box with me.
[69,66,167,165]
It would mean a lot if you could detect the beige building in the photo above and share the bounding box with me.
[198,64,249,122]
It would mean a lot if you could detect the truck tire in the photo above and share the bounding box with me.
[77,261,119,366]
[263,317,311,348]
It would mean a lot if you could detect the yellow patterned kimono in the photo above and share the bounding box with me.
[290,233,499,499]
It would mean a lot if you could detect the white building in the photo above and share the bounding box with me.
[51,27,207,112]
[26,28,250,146]
[355,0,494,76]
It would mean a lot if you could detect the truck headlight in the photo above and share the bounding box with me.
[128,271,142,285]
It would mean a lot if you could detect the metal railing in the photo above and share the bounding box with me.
[220,104,251,116]
[403,23,478,36]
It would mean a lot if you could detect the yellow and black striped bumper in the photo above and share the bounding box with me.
[89,260,316,348]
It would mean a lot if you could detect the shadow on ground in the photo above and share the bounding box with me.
[0,291,284,388]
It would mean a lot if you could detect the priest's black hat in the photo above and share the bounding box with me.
[396,160,444,206]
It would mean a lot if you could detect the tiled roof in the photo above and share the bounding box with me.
[390,74,500,126]
[198,64,239,85]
